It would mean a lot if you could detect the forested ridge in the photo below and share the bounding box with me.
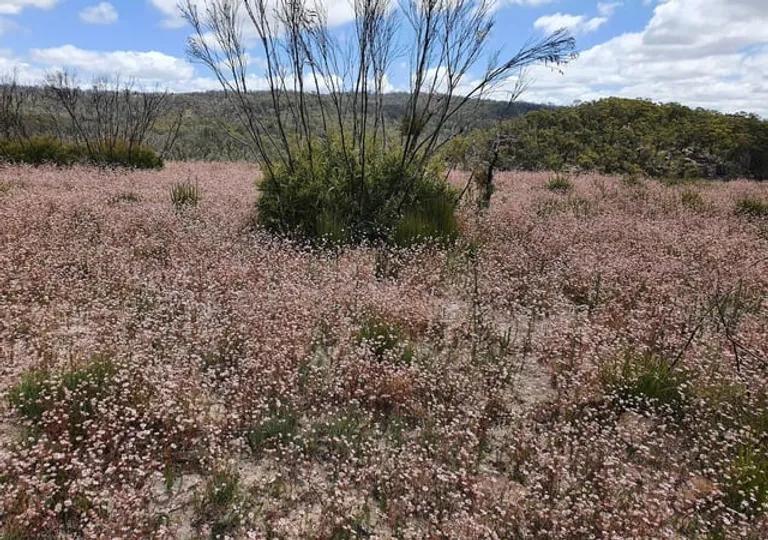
[4,82,767,179]
[464,97,768,180]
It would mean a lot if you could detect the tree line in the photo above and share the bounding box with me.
[449,97,768,180]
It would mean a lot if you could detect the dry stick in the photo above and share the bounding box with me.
[182,0,274,175]
[161,108,185,160]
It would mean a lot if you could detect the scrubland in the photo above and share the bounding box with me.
[1,163,767,538]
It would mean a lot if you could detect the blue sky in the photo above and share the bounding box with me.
[1,0,767,115]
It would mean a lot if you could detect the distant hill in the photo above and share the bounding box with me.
[5,86,767,179]
[163,91,548,161]
[2,85,548,162]
[474,98,768,180]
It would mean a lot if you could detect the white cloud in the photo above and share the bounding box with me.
[148,0,187,28]
[0,0,56,15]
[516,0,768,116]
[79,2,118,25]
[29,45,195,83]
[18,44,272,92]
[597,1,621,17]
[533,1,622,36]
[0,48,45,82]
[534,12,607,35]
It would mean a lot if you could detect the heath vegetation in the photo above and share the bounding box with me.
[1,0,767,538]
[1,163,767,537]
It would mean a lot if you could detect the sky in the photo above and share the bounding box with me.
[0,0,766,116]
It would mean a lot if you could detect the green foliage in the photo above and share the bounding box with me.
[621,174,645,188]
[307,409,369,459]
[735,196,768,218]
[724,446,768,517]
[246,408,299,453]
[8,355,116,439]
[91,143,163,169]
[471,98,768,180]
[601,351,688,412]
[546,174,573,193]
[681,189,706,211]
[194,469,246,539]
[256,139,458,247]
[392,189,459,247]
[0,137,77,165]
[7,369,52,423]
[0,137,162,169]
[355,316,415,365]
[170,181,202,210]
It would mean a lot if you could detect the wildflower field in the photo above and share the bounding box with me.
[1,163,767,538]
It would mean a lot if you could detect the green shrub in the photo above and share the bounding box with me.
[0,137,79,166]
[90,142,163,169]
[0,137,163,169]
[355,316,414,365]
[724,445,768,516]
[256,140,458,247]
[170,181,202,210]
[736,196,768,218]
[546,174,573,193]
[601,351,688,412]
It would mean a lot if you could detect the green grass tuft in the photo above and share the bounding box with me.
[8,355,115,424]
[246,408,299,454]
[601,351,688,412]
[736,196,768,218]
[194,468,246,539]
[356,316,415,365]
[170,181,202,210]
[724,445,768,517]
[545,174,573,193]
[681,189,706,211]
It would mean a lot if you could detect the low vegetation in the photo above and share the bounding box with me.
[725,445,768,517]
[355,315,415,365]
[736,195,768,218]
[601,351,689,413]
[681,188,706,211]
[545,173,573,193]
[0,137,162,169]
[193,469,248,539]
[1,164,766,537]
